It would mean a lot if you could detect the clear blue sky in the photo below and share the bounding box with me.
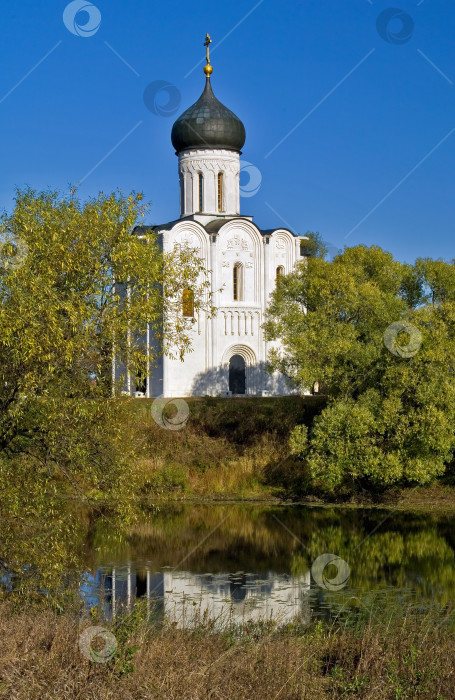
[1,0,454,262]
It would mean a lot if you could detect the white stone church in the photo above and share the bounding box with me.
[126,42,307,398]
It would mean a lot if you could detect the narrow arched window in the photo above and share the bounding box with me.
[179,175,184,214]
[233,263,243,301]
[135,371,146,394]
[217,172,224,212]
[276,266,285,283]
[198,173,203,212]
[182,289,194,317]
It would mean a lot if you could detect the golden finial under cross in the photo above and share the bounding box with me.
[203,33,213,77]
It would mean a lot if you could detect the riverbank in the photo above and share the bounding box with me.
[133,396,325,501]
[0,601,452,699]
[130,397,455,512]
[142,485,455,514]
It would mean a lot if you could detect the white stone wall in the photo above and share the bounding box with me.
[155,218,303,397]
[178,149,240,217]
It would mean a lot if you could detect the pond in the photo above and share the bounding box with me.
[79,504,455,626]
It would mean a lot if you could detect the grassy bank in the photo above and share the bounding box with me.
[0,601,453,699]
[133,396,325,500]
[128,397,455,511]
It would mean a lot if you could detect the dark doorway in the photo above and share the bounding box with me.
[136,571,147,598]
[229,573,247,602]
[229,354,246,394]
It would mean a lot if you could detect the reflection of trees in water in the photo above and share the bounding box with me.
[1,506,88,600]
[0,502,129,603]
[93,505,308,573]
[305,525,455,606]
[92,505,455,609]
[2,502,455,612]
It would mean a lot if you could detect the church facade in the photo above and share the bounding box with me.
[131,39,307,398]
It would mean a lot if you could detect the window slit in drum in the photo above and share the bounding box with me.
[217,172,224,212]
[198,173,203,212]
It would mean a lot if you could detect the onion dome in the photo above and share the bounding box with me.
[171,66,246,153]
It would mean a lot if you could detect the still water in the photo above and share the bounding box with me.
[80,504,455,625]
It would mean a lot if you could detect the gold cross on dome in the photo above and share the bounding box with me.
[204,33,212,64]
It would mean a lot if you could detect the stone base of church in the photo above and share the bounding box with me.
[160,366,297,398]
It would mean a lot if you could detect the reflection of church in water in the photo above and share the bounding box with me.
[124,35,307,398]
[80,566,312,625]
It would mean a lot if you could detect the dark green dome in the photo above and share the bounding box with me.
[171,77,246,153]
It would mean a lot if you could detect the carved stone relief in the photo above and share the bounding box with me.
[227,234,249,250]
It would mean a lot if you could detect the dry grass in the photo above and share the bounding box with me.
[131,397,324,500]
[129,398,455,510]
[138,432,281,499]
[0,601,453,699]
[382,483,455,514]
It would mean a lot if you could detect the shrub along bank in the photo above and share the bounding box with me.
[130,396,455,507]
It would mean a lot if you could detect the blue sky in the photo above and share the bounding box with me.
[1,0,454,262]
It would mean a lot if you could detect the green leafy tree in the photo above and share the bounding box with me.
[0,188,210,516]
[264,245,455,492]
[299,231,328,259]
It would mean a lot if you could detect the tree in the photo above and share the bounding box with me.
[298,231,327,259]
[264,245,455,493]
[0,188,210,513]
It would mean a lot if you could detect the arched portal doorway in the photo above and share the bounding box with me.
[229,354,246,394]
